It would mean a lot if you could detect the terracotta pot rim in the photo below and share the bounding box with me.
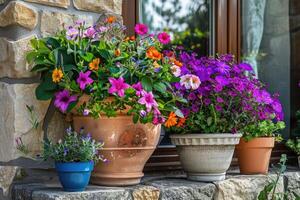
[237,137,275,148]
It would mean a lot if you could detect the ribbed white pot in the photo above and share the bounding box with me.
[170,134,242,182]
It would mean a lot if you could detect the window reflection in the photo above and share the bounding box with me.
[139,0,211,56]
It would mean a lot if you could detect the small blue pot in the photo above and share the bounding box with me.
[55,161,94,192]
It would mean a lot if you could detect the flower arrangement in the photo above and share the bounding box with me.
[27,18,185,125]
[42,127,106,163]
[167,53,285,140]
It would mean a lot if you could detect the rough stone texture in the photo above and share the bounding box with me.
[214,175,284,200]
[40,10,94,36]
[24,0,70,8]
[147,179,216,200]
[0,166,18,198]
[0,83,50,162]
[285,172,300,200]
[132,186,159,200]
[0,35,36,78]
[0,1,38,30]
[46,111,69,143]
[73,0,122,15]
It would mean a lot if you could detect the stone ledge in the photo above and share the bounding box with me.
[11,170,300,200]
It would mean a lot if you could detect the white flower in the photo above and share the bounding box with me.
[170,65,181,77]
[180,74,201,90]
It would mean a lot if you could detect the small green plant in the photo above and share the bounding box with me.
[243,120,285,142]
[42,127,106,163]
[15,137,30,155]
[258,154,288,200]
[26,105,39,130]
[286,138,300,155]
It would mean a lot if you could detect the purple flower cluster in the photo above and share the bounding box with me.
[175,53,284,131]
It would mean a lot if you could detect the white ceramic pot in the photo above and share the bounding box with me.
[170,134,242,182]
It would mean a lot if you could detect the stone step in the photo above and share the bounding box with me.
[11,170,300,200]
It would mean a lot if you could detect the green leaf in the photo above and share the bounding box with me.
[67,100,78,112]
[63,64,75,72]
[99,41,106,49]
[154,82,167,93]
[79,51,94,62]
[207,117,212,126]
[125,88,135,95]
[45,37,60,49]
[141,77,153,91]
[35,82,56,100]
[174,107,184,118]
[30,38,39,49]
[258,183,275,200]
[30,65,49,72]
[133,114,139,123]
[26,51,39,63]
[98,49,111,60]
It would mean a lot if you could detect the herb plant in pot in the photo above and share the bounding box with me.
[28,18,184,186]
[42,127,105,192]
[168,54,252,182]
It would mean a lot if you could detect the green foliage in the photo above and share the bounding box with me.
[286,138,300,155]
[243,120,285,141]
[42,127,105,163]
[26,105,39,130]
[258,154,288,200]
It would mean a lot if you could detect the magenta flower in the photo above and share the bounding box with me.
[54,90,77,113]
[108,77,130,97]
[84,26,97,38]
[138,91,158,112]
[134,23,148,35]
[157,32,171,44]
[132,82,143,96]
[77,71,94,90]
[66,26,79,40]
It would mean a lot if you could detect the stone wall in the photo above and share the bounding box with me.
[0,0,122,199]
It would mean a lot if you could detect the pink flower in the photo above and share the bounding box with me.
[66,26,79,40]
[170,65,181,77]
[54,90,77,113]
[180,74,201,90]
[77,71,94,90]
[132,82,143,96]
[84,26,97,38]
[138,91,158,112]
[157,32,171,44]
[134,23,148,35]
[108,77,130,97]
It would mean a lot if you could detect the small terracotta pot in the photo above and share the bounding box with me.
[236,137,275,174]
[73,115,160,186]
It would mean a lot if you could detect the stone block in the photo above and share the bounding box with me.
[0,166,18,197]
[40,10,94,36]
[0,1,38,30]
[147,178,216,200]
[0,35,36,78]
[73,0,122,15]
[285,171,300,200]
[0,82,50,162]
[214,174,284,200]
[24,0,70,8]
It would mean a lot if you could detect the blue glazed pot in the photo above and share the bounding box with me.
[55,161,94,192]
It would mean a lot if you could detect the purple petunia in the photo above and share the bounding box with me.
[66,26,79,40]
[77,71,94,90]
[108,77,130,97]
[54,90,77,113]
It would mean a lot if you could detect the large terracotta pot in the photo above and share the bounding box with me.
[236,137,275,174]
[73,115,160,186]
[170,134,242,182]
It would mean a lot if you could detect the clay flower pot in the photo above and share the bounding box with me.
[236,137,275,174]
[170,134,242,182]
[73,115,160,186]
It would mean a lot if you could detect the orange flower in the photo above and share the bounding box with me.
[114,49,121,57]
[165,112,178,128]
[130,36,136,41]
[52,68,63,83]
[174,59,183,67]
[107,16,116,23]
[89,58,100,71]
[124,37,130,42]
[177,117,186,127]
[146,47,162,60]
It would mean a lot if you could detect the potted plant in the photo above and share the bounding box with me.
[27,18,184,185]
[42,127,105,192]
[168,54,251,182]
[286,138,300,168]
[235,74,285,174]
